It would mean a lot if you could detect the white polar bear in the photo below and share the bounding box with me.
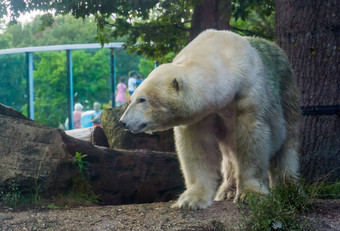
[119,30,301,210]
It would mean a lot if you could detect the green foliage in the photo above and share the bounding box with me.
[138,57,155,78]
[317,182,340,199]
[232,0,274,21]
[0,180,22,208]
[32,49,114,127]
[73,152,90,179]
[230,10,274,40]
[242,183,310,230]
[0,14,151,127]
[306,180,340,199]
[241,179,340,231]
[47,203,59,209]
[0,54,26,112]
[0,0,275,60]
[72,152,100,203]
[37,13,54,32]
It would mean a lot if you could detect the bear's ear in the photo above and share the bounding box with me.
[171,78,180,92]
[173,55,191,66]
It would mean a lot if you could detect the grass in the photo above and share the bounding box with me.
[240,178,340,231]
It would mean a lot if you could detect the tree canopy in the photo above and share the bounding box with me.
[0,0,274,128]
[1,0,274,62]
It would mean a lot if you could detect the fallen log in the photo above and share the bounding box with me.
[65,127,109,147]
[60,131,184,204]
[101,105,175,152]
[0,103,184,205]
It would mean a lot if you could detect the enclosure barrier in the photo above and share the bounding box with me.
[0,43,123,129]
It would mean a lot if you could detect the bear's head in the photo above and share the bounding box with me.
[119,62,203,133]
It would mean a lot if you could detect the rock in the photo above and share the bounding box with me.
[0,107,77,196]
[100,104,175,152]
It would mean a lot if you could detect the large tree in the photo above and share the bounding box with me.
[275,0,339,181]
[1,0,274,62]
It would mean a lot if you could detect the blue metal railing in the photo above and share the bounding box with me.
[0,43,123,128]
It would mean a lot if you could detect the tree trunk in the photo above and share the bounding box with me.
[189,0,232,42]
[275,0,340,181]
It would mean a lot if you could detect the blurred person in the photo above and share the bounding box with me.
[91,102,102,127]
[73,103,83,129]
[128,71,137,96]
[116,77,127,106]
[136,73,143,88]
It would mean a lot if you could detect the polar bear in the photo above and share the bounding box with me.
[119,30,301,210]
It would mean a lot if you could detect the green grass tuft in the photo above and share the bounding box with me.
[240,178,340,230]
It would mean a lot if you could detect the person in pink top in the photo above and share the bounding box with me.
[116,78,127,106]
[73,103,83,129]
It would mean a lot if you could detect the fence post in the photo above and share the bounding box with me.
[110,48,116,107]
[26,52,34,120]
[66,50,74,130]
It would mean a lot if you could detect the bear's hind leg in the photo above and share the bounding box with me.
[269,141,299,187]
[233,121,271,202]
[172,118,222,210]
[215,156,236,201]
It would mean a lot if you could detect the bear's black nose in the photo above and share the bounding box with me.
[118,120,126,128]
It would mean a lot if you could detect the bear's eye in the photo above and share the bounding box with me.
[137,97,146,103]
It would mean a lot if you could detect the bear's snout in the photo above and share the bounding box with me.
[118,118,148,133]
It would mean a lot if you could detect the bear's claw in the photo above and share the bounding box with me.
[171,189,212,210]
[214,186,236,201]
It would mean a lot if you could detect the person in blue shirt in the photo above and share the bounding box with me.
[91,102,102,127]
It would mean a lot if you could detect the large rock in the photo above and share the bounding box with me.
[101,104,175,152]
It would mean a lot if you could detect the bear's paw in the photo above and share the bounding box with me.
[214,186,236,201]
[171,189,213,210]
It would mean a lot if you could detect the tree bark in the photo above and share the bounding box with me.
[189,0,232,42]
[275,0,339,181]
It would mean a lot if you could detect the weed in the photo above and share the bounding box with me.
[73,152,90,179]
[47,203,59,209]
[315,181,340,199]
[72,152,100,203]
[0,180,22,208]
[239,178,340,231]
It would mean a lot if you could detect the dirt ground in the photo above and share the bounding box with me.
[0,200,339,231]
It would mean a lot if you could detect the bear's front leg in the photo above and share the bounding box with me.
[172,119,221,210]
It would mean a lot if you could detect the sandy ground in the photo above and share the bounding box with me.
[1,200,339,231]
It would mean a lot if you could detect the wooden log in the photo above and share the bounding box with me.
[60,131,184,204]
[101,105,175,152]
[0,104,184,205]
[0,104,29,120]
[65,127,109,147]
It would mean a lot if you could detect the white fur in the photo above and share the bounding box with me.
[120,30,300,210]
